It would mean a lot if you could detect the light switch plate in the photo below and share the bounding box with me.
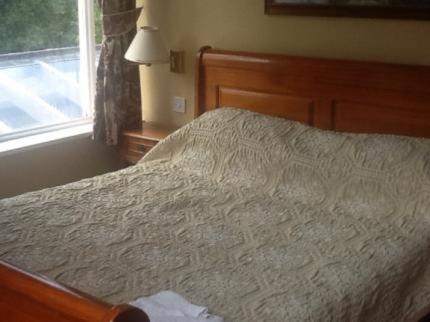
[173,96,186,113]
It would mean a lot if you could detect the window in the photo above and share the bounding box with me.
[0,0,101,143]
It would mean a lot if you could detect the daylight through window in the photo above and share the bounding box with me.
[0,0,101,142]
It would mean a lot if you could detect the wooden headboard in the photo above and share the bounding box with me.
[195,47,430,138]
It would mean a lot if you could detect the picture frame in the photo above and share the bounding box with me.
[264,0,430,20]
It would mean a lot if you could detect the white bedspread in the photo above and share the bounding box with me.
[1,108,430,321]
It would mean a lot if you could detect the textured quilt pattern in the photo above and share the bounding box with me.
[1,108,430,321]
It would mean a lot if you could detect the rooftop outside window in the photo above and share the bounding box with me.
[0,0,101,142]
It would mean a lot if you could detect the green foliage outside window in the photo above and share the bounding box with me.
[0,0,102,55]
[94,2,102,45]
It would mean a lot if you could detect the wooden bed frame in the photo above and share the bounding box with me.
[0,260,149,322]
[196,47,430,138]
[2,47,430,322]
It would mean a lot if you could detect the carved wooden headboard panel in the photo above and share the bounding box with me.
[195,47,430,138]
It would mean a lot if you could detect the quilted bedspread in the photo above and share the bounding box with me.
[1,108,430,321]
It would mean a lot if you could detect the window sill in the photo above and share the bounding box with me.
[0,122,93,157]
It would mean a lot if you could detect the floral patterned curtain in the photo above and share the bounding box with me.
[93,0,142,145]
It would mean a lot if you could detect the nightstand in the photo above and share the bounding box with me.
[120,122,177,165]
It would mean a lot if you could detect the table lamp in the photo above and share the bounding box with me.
[125,26,169,66]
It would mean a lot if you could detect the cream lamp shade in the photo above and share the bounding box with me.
[125,26,169,65]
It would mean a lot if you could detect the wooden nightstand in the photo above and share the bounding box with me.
[120,122,177,165]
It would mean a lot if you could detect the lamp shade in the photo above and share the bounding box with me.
[125,26,169,65]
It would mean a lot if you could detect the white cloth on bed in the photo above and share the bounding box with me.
[130,291,224,322]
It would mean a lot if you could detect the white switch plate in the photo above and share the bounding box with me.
[173,96,186,113]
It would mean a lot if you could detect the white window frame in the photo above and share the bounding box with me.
[0,0,97,145]
[78,0,97,119]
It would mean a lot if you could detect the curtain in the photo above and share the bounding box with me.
[93,0,142,145]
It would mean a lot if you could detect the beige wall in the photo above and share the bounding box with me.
[138,0,430,127]
[0,137,120,198]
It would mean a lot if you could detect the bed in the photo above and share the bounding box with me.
[1,47,430,322]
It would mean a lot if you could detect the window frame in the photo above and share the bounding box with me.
[78,0,97,119]
[0,0,97,145]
